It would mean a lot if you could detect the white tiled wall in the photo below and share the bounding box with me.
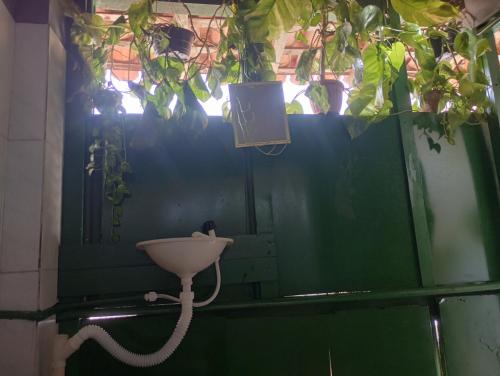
[1,140,44,272]
[0,2,66,374]
[0,316,59,376]
[0,0,16,267]
[0,0,15,140]
[8,24,50,141]
[0,22,66,311]
[0,319,37,376]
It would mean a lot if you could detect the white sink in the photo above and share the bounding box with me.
[136,237,233,279]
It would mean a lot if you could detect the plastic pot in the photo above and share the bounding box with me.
[310,80,344,114]
[154,25,195,61]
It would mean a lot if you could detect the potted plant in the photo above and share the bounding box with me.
[294,0,350,114]
[153,24,195,60]
[402,21,492,142]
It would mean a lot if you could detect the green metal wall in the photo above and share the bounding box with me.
[59,114,500,375]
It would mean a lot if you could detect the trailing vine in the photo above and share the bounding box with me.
[64,0,495,241]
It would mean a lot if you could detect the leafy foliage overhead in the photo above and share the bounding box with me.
[390,0,459,26]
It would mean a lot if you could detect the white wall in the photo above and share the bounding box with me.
[0,1,66,374]
[0,0,15,264]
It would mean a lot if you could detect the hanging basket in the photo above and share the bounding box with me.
[228,81,290,148]
[154,25,195,61]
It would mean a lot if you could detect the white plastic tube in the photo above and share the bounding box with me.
[53,283,194,373]
[145,259,221,307]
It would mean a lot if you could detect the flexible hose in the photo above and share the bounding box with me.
[144,259,221,307]
[66,291,193,368]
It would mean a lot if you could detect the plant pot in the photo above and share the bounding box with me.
[423,90,443,113]
[228,81,290,148]
[154,25,195,61]
[310,79,344,114]
[430,29,457,59]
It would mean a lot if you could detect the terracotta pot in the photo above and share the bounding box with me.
[423,90,443,113]
[310,79,344,114]
[154,25,195,61]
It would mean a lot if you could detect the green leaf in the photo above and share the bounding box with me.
[149,83,174,119]
[207,62,226,99]
[128,0,152,35]
[454,31,472,59]
[388,41,405,73]
[360,5,383,32]
[390,0,459,26]
[305,82,329,113]
[222,100,231,122]
[343,117,371,139]
[188,66,211,102]
[296,48,318,83]
[475,38,491,58]
[244,0,311,42]
[296,31,308,44]
[107,15,126,45]
[361,44,384,87]
[286,100,304,114]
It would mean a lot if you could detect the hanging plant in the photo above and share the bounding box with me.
[64,0,220,241]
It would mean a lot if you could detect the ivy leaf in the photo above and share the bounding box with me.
[296,48,318,84]
[390,0,459,26]
[222,100,231,122]
[207,62,226,100]
[286,100,304,114]
[388,41,405,73]
[344,117,370,139]
[188,65,211,102]
[128,0,152,35]
[360,5,383,32]
[305,82,329,113]
[454,31,472,59]
[361,44,384,87]
[475,38,491,58]
[149,83,174,120]
[296,30,308,44]
[244,0,311,42]
[107,15,126,45]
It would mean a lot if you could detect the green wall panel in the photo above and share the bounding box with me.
[225,315,331,375]
[252,116,420,295]
[112,119,248,244]
[440,294,500,376]
[414,125,500,284]
[66,304,439,376]
[76,315,227,375]
[328,305,439,376]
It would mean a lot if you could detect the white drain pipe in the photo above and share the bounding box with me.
[52,278,194,375]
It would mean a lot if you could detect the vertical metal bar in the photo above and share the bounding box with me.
[61,0,95,246]
[388,7,435,287]
[244,149,257,234]
[483,29,500,189]
[429,301,448,376]
[484,28,500,124]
